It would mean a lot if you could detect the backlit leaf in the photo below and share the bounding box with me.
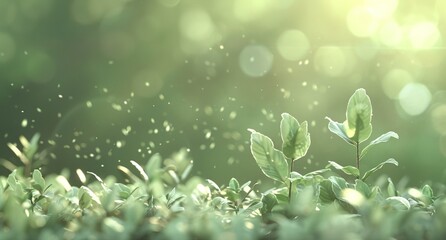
[360,131,399,159]
[280,113,311,160]
[327,161,360,178]
[326,117,355,145]
[345,88,373,143]
[362,159,398,181]
[249,129,288,184]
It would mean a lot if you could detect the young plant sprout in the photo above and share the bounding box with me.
[325,88,399,181]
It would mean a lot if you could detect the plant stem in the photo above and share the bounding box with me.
[288,159,295,203]
[355,141,360,179]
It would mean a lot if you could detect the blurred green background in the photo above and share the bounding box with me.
[1,0,446,186]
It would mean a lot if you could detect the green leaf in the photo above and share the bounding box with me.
[145,153,162,179]
[7,170,26,199]
[261,193,278,215]
[319,180,337,204]
[79,186,101,209]
[130,160,149,182]
[385,196,410,210]
[362,159,398,181]
[325,117,355,145]
[344,88,373,143]
[239,201,263,216]
[206,179,221,192]
[421,185,433,199]
[327,161,360,178]
[360,131,399,159]
[229,178,240,192]
[387,178,397,197]
[280,113,311,160]
[289,171,303,182]
[328,176,349,199]
[355,179,371,198]
[248,129,288,184]
[32,169,45,193]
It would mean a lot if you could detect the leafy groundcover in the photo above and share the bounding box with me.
[1,89,446,240]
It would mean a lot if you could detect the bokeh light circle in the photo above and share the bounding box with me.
[409,22,441,49]
[179,8,215,43]
[379,20,403,47]
[347,6,379,38]
[398,83,431,116]
[382,69,414,99]
[239,45,273,77]
[276,29,310,61]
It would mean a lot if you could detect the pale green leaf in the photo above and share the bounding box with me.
[422,185,433,199]
[280,113,311,160]
[249,129,288,183]
[387,178,397,197]
[325,117,355,145]
[145,153,162,179]
[360,131,399,159]
[385,196,410,210]
[32,169,45,193]
[239,201,263,216]
[362,159,398,181]
[327,161,360,177]
[355,179,371,198]
[345,88,373,143]
[229,178,240,192]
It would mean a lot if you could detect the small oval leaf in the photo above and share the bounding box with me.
[280,113,311,160]
[249,129,288,183]
[345,88,373,143]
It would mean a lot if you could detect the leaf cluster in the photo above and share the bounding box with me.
[1,89,445,239]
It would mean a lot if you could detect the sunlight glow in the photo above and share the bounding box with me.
[382,69,414,99]
[239,45,273,77]
[276,30,310,61]
[398,83,431,116]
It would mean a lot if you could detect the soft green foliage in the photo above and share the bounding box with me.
[248,129,289,184]
[326,88,399,181]
[1,89,446,239]
[280,113,311,160]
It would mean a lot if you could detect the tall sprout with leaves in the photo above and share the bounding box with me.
[248,113,311,202]
[325,88,399,181]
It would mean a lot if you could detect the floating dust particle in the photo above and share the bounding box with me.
[311,120,316,127]
[86,101,93,108]
[122,126,132,136]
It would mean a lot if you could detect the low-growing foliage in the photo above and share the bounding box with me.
[1,89,446,239]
